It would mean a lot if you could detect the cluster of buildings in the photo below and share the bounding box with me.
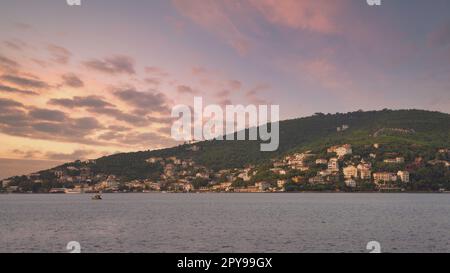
[267,144,413,190]
[1,143,449,193]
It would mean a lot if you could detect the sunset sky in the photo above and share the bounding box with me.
[0,0,449,177]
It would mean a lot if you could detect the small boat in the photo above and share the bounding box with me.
[49,188,67,194]
[92,193,102,200]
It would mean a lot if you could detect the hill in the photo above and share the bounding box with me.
[89,109,450,175]
[2,109,449,193]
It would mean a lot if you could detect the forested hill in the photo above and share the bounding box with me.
[77,109,450,179]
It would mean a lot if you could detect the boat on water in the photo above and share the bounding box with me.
[49,188,67,194]
[91,193,102,200]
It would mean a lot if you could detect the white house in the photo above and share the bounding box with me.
[336,144,352,157]
[255,181,271,191]
[343,165,358,179]
[328,158,339,172]
[397,171,410,183]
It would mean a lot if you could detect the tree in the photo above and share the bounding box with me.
[192,177,209,189]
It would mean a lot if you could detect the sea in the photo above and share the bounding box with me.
[1,193,449,253]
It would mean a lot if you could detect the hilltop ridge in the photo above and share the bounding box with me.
[1,109,449,193]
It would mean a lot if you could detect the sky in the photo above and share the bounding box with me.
[0,0,449,177]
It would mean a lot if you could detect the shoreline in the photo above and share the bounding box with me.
[1,191,449,195]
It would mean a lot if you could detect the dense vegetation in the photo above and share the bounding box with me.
[191,109,449,170]
[53,109,450,174]
[2,109,449,192]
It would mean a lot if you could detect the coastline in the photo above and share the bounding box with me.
[1,191,449,195]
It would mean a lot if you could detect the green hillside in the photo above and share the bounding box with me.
[2,109,449,193]
[88,109,449,176]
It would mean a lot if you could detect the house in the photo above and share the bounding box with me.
[273,161,285,168]
[220,182,232,188]
[428,160,450,167]
[345,179,357,188]
[384,157,405,164]
[277,180,287,189]
[196,172,210,179]
[328,158,339,172]
[7,186,19,193]
[184,183,194,192]
[237,171,251,181]
[328,144,352,157]
[255,181,271,191]
[318,169,332,177]
[270,168,287,175]
[1,179,11,188]
[358,167,372,180]
[337,124,349,132]
[291,165,309,171]
[145,157,162,164]
[212,182,232,191]
[343,165,358,179]
[145,182,161,191]
[291,176,303,183]
[315,159,328,165]
[235,186,259,193]
[53,170,64,177]
[373,172,397,184]
[174,159,182,165]
[309,176,325,184]
[171,182,192,192]
[327,145,339,153]
[357,163,372,180]
[397,171,410,183]
[336,144,352,157]
[286,152,314,167]
[286,156,304,167]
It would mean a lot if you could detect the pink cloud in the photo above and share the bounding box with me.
[177,85,198,95]
[246,83,270,104]
[172,0,251,55]
[250,0,340,34]
[228,79,242,91]
[145,66,169,77]
[300,58,345,89]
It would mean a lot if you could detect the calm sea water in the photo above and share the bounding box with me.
[1,193,449,253]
